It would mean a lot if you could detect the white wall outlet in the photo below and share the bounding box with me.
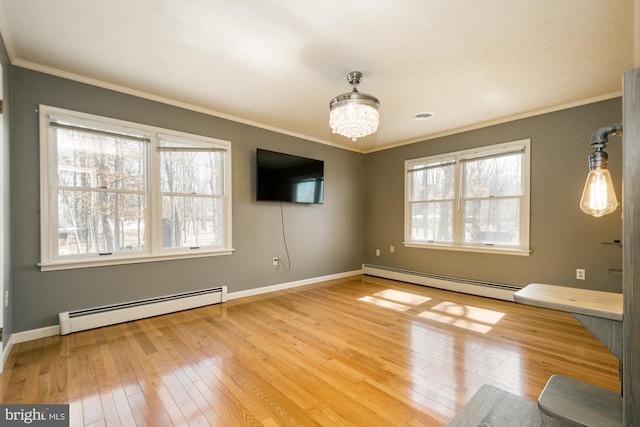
[375,249,380,256]
[390,245,395,253]
[272,257,278,266]
[576,268,586,280]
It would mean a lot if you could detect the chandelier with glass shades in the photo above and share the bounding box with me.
[329,71,380,141]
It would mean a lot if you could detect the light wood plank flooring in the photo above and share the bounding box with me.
[0,275,620,426]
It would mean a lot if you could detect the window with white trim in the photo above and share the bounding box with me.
[405,139,530,255]
[39,106,232,270]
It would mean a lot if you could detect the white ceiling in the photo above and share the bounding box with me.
[0,1,636,152]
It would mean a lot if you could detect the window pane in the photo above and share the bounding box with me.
[410,202,453,241]
[160,150,224,195]
[410,164,455,201]
[464,199,520,245]
[56,129,145,190]
[162,196,222,248]
[57,190,146,255]
[463,153,522,198]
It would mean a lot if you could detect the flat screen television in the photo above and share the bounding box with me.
[256,149,324,204]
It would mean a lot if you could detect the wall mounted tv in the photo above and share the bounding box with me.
[256,148,324,204]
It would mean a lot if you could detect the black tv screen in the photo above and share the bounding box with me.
[256,149,324,204]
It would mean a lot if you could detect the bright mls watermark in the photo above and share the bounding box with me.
[0,405,69,426]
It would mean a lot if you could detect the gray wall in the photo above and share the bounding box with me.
[10,67,365,332]
[0,31,11,347]
[365,98,623,293]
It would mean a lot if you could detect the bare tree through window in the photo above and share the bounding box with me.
[405,140,529,252]
[40,106,232,270]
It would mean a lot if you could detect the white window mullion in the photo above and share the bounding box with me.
[43,125,58,265]
[149,133,161,255]
[404,162,412,244]
[452,156,464,245]
[223,148,232,250]
[519,147,531,250]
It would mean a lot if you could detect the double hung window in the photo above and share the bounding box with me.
[405,139,530,255]
[158,134,227,250]
[39,106,232,270]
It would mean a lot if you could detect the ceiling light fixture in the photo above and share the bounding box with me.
[579,123,622,217]
[329,71,380,141]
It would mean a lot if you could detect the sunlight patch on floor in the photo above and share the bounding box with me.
[373,289,432,305]
[358,289,505,333]
[359,289,432,311]
[359,295,413,311]
[432,301,505,324]
[418,301,505,334]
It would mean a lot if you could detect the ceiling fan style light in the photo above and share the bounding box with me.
[579,123,622,217]
[329,71,380,141]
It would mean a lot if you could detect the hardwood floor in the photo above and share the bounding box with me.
[0,275,620,426]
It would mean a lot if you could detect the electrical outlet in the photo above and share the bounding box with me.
[576,268,586,280]
[375,249,380,256]
[272,257,278,266]
[390,245,395,253]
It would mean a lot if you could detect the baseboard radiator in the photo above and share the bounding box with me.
[363,264,520,301]
[59,286,227,335]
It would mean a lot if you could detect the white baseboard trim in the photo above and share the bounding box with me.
[12,325,61,344]
[363,265,516,301]
[227,269,363,300]
[2,269,364,364]
[2,325,61,372]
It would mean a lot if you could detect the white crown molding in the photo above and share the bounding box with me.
[363,91,622,153]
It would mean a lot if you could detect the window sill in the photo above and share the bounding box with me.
[39,249,234,271]
[403,241,531,256]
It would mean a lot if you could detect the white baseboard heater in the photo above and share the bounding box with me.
[363,264,520,301]
[59,286,227,335]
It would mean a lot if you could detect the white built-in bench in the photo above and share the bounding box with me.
[514,283,623,427]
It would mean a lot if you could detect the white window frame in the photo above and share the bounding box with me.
[39,105,233,271]
[404,139,531,256]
